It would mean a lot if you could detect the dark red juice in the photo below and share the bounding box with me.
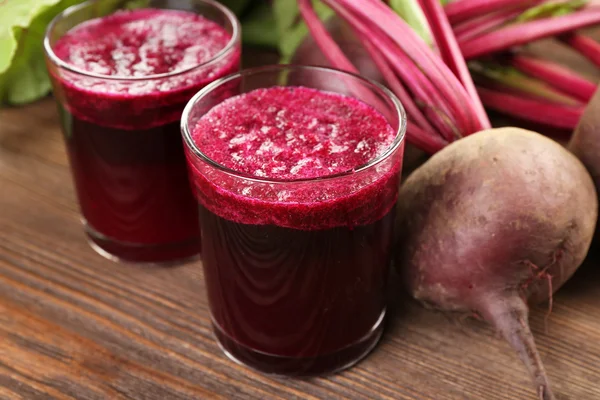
[186,87,403,374]
[49,8,240,262]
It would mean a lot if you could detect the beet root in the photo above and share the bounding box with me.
[569,86,600,194]
[395,128,597,399]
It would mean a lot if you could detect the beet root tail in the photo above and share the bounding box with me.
[477,293,556,400]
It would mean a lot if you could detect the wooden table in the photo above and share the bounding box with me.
[2,52,600,400]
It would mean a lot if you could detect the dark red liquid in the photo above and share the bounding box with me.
[187,87,403,374]
[200,205,395,375]
[63,111,201,261]
[49,9,240,262]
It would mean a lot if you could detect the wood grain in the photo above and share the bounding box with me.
[1,48,600,400]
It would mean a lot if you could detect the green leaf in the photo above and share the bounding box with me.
[0,33,17,77]
[390,0,433,45]
[242,3,279,48]
[0,0,64,74]
[123,0,151,10]
[2,40,51,105]
[0,0,85,106]
[279,21,310,63]
[273,0,302,60]
[516,0,587,22]
[89,0,150,16]
[273,0,334,63]
[218,0,251,16]
[0,0,253,107]
[273,0,300,34]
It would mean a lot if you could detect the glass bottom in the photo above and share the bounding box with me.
[84,221,201,265]
[212,309,386,376]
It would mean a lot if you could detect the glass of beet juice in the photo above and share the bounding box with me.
[43,0,241,263]
[181,65,406,375]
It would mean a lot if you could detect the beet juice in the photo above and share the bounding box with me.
[182,66,406,375]
[44,2,240,263]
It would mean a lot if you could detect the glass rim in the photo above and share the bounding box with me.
[181,64,407,184]
[43,0,241,81]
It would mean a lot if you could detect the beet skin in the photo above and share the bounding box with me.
[569,86,600,194]
[395,128,597,399]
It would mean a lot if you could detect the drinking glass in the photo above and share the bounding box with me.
[44,0,241,263]
[181,65,406,375]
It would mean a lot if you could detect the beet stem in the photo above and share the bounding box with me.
[420,0,491,130]
[511,54,596,102]
[477,85,584,129]
[324,1,461,140]
[453,8,524,42]
[460,8,600,60]
[298,0,448,153]
[360,35,438,134]
[473,64,582,106]
[561,33,600,68]
[445,0,538,24]
[358,33,450,152]
[297,0,359,73]
[407,123,448,154]
[335,0,484,133]
[324,1,435,133]
[296,0,394,119]
[478,293,556,400]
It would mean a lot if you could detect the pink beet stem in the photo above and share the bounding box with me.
[297,0,358,73]
[562,33,600,67]
[356,7,447,153]
[375,32,462,139]
[475,71,582,106]
[325,0,462,140]
[296,0,390,116]
[460,8,600,60]
[332,0,485,134]
[477,86,584,129]
[417,0,441,51]
[511,54,596,102]
[477,294,556,400]
[420,0,491,130]
[454,8,524,42]
[407,123,448,154]
[445,0,538,25]
[298,0,448,152]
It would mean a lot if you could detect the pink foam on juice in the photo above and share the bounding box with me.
[53,9,239,130]
[54,8,230,77]
[50,8,240,261]
[188,86,402,230]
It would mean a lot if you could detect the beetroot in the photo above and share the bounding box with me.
[569,87,600,194]
[395,128,597,400]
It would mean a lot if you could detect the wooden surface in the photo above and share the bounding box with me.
[2,49,600,400]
